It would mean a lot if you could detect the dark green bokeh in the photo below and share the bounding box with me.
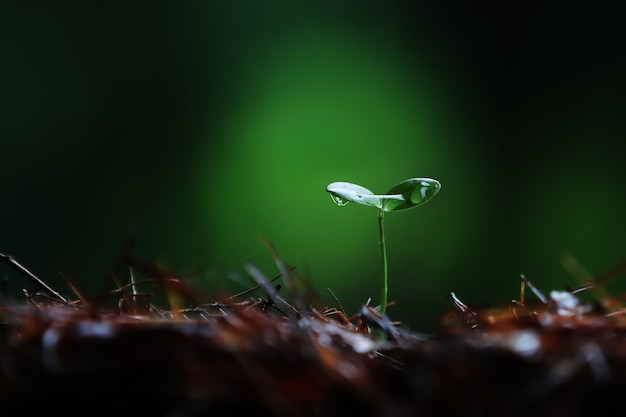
[2,1,626,331]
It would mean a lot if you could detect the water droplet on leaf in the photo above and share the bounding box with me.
[330,194,349,206]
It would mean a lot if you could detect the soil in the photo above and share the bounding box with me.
[2,251,626,417]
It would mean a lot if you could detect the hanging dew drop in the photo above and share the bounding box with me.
[330,194,349,206]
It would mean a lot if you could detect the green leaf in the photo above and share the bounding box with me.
[326,182,382,209]
[381,177,441,212]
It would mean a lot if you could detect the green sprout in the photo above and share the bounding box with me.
[326,178,441,315]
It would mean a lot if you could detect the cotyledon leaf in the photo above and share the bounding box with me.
[381,177,441,212]
[326,182,382,209]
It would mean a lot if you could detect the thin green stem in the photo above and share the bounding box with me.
[378,209,388,315]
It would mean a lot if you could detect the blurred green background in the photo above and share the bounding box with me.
[2,1,626,331]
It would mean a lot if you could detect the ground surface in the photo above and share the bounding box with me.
[2,252,626,416]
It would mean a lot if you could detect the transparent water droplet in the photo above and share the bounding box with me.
[413,180,441,203]
[330,194,349,206]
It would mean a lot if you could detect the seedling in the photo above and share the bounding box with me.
[326,178,441,315]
